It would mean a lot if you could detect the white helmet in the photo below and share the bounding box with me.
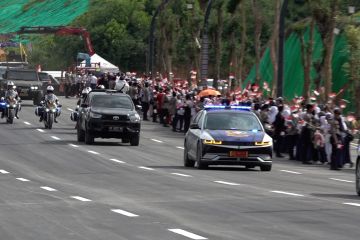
[7,81,15,89]
[47,85,54,92]
[82,87,91,95]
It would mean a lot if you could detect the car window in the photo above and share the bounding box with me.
[204,112,262,131]
[192,111,203,124]
[91,95,134,109]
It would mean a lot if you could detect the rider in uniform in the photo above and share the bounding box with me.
[1,81,20,119]
[39,85,59,123]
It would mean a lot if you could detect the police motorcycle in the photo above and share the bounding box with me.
[4,96,19,124]
[0,83,21,124]
[35,86,61,129]
[70,87,91,127]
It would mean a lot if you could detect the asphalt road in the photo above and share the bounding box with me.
[0,97,359,240]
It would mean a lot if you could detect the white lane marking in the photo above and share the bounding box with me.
[280,170,302,175]
[138,166,155,171]
[111,209,139,217]
[214,180,240,186]
[151,138,163,143]
[40,186,57,192]
[168,229,207,240]
[23,121,31,125]
[176,146,185,150]
[329,178,354,183]
[16,178,30,182]
[109,159,126,164]
[36,129,45,133]
[271,191,304,197]
[71,196,92,202]
[0,169,9,174]
[67,108,74,111]
[51,136,61,140]
[344,202,360,207]
[171,173,192,177]
[69,144,79,148]
[87,150,100,155]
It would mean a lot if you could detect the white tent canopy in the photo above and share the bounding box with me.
[80,54,119,73]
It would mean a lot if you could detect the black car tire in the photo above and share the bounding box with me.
[356,157,360,196]
[184,142,195,167]
[77,125,85,142]
[130,134,140,146]
[85,129,94,145]
[195,143,207,169]
[260,165,272,172]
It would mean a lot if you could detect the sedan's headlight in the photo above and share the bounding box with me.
[90,112,102,118]
[30,86,39,90]
[255,141,271,146]
[129,113,141,122]
[203,139,222,145]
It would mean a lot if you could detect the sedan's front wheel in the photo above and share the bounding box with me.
[184,142,195,167]
[195,143,207,169]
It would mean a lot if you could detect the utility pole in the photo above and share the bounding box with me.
[277,0,288,97]
[199,0,213,89]
[148,0,171,78]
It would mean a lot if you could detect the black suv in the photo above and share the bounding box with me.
[76,90,141,145]
[1,69,43,105]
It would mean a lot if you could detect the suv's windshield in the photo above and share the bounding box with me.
[91,95,134,109]
[6,71,38,81]
[204,112,262,131]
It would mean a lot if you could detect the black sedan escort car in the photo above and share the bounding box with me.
[183,105,273,171]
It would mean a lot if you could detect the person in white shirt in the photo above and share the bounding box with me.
[115,75,129,93]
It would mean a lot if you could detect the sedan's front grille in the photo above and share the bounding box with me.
[101,115,129,121]
[221,141,254,146]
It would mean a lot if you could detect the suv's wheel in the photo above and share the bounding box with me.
[77,125,85,142]
[260,165,272,172]
[85,129,94,145]
[195,143,207,169]
[184,142,195,167]
[33,92,42,106]
[130,134,140,146]
[356,157,360,196]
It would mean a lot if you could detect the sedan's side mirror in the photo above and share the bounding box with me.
[190,123,200,129]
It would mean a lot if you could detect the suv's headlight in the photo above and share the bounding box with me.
[30,86,39,90]
[90,112,102,118]
[129,113,140,123]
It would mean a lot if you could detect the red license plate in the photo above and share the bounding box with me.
[229,151,248,158]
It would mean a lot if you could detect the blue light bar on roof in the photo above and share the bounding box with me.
[204,105,251,111]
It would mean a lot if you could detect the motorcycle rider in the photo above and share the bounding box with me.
[39,85,60,123]
[1,81,20,119]
[76,87,92,107]
[115,74,129,93]
[72,87,91,128]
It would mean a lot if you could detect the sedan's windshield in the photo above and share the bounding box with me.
[91,95,134,109]
[204,112,262,131]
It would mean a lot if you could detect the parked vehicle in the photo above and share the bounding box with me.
[0,69,43,105]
